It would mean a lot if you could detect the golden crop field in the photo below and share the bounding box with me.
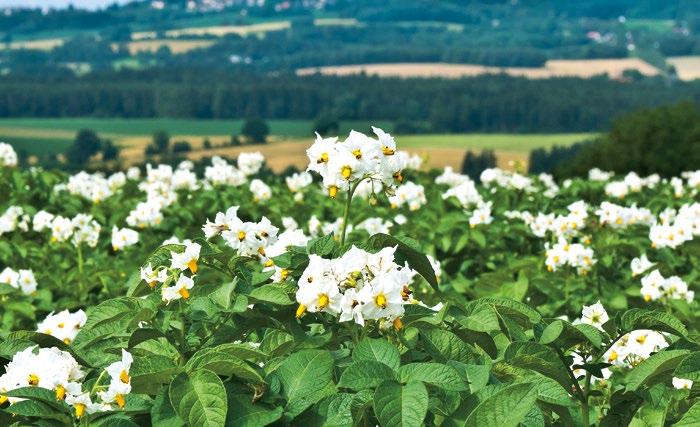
[667,56,700,81]
[132,21,291,40]
[297,58,661,80]
[116,40,216,55]
[1,38,64,50]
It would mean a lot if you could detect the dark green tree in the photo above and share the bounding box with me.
[241,118,270,144]
[67,129,102,164]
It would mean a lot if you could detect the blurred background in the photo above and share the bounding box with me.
[0,0,698,176]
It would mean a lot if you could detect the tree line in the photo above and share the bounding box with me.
[1,70,699,133]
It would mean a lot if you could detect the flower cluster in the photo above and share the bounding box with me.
[111,226,139,251]
[0,142,18,167]
[295,246,421,328]
[603,172,659,199]
[306,128,405,198]
[595,202,654,228]
[356,217,393,235]
[639,269,694,303]
[56,171,122,203]
[480,168,534,192]
[137,241,200,303]
[46,213,102,247]
[389,182,426,211]
[648,203,699,249]
[250,179,272,202]
[203,206,280,259]
[0,206,30,236]
[285,171,313,201]
[36,309,87,344]
[0,267,37,294]
[544,238,596,274]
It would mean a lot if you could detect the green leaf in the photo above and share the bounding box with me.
[625,350,690,391]
[464,382,538,427]
[504,342,572,390]
[373,380,429,427]
[538,321,564,345]
[248,284,294,305]
[5,399,71,424]
[398,363,468,391]
[339,361,397,391]
[227,394,283,427]
[674,401,700,427]
[186,349,264,383]
[673,352,700,381]
[353,338,401,371]
[5,386,68,411]
[620,309,687,337]
[151,386,185,427]
[276,349,336,418]
[419,327,480,363]
[460,305,500,333]
[477,297,542,326]
[169,369,228,427]
[366,233,438,288]
[307,234,336,256]
[131,355,181,395]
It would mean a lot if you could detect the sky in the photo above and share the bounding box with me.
[0,0,131,9]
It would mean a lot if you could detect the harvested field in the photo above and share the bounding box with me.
[297,59,660,80]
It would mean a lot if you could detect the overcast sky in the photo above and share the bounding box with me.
[0,0,131,9]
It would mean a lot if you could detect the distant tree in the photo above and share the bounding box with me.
[67,129,102,164]
[230,135,241,146]
[102,139,119,160]
[152,130,170,153]
[313,112,339,136]
[241,118,269,144]
[461,149,496,181]
[172,141,192,153]
[567,102,700,177]
[202,138,212,149]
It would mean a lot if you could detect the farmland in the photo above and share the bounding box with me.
[0,118,591,170]
[297,59,662,80]
[0,130,698,425]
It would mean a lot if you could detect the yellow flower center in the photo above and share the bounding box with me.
[352,149,362,159]
[264,259,274,268]
[178,287,190,300]
[341,166,352,180]
[608,351,618,362]
[55,385,66,401]
[328,185,338,198]
[0,395,7,405]
[393,171,403,183]
[28,373,39,386]
[382,146,395,156]
[317,294,330,310]
[318,152,329,163]
[280,269,289,280]
[58,322,65,328]
[296,304,307,318]
[393,317,403,331]
[148,280,157,289]
[238,231,246,241]
[115,394,126,408]
[590,314,601,323]
[63,338,71,345]
[74,403,86,418]
[187,259,198,274]
[119,369,130,384]
[636,335,647,344]
[375,293,388,309]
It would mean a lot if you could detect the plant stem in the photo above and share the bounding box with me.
[339,178,365,246]
[581,371,592,427]
[76,244,84,299]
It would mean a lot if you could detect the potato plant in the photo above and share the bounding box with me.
[0,137,698,426]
